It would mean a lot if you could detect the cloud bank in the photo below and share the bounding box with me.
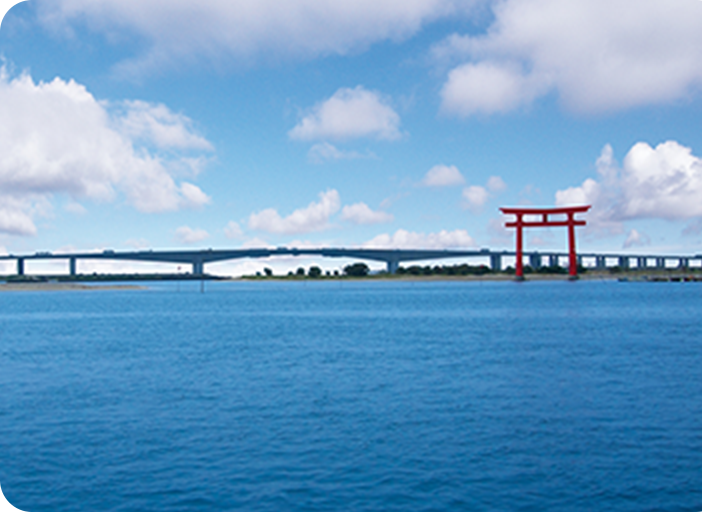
[437,0,702,116]
[0,69,212,235]
[40,0,474,72]
[556,141,702,234]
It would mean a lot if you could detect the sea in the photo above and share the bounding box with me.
[1,279,701,512]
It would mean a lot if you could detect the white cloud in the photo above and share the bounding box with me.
[422,164,465,187]
[555,146,623,235]
[618,141,702,220]
[557,141,702,237]
[441,62,545,116]
[307,142,370,164]
[487,176,507,193]
[64,201,87,215]
[224,220,244,239]
[341,203,393,225]
[623,229,650,249]
[556,178,602,210]
[116,100,213,151]
[40,0,474,72]
[463,185,489,211]
[175,226,210,245]
[462,175,506,212]
[289,86,401,141]
[0,69,213,235]
[364,228,475,249]
[179,182,211,208]
[248,189,341,235]
[0,196,40,236]
[437,0,702,115]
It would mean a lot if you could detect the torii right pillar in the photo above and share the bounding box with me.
[500,205,591,280]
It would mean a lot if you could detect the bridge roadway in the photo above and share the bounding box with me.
[2,247,702,276]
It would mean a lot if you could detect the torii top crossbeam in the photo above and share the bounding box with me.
[500,205,591,279]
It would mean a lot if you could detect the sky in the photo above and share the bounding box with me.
[1,0,702,275]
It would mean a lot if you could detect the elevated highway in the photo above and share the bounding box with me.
[1,247,701,276]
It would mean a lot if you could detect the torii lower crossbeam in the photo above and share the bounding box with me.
[500,205,591,279]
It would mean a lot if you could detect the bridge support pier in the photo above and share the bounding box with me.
[656,257,666,269]
[529,253,542,269]
[69,257,77,276]
[548,254,559,268]
[490,254,502,272]
[618,256,630,269]
[679,258,689,269]
[595,256,606,269]
[17,258,24,276]
[192,260,204,275]
[386,260,399,274]
[637,257,647,269]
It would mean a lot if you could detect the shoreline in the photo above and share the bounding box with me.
[2,270,700,290]
[237,271,698,282]
[0,282,145,292]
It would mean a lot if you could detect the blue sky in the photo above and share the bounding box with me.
[1,0,702,275]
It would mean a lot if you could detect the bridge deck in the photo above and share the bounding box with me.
[1,248,701,276]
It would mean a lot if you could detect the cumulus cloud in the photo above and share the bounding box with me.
[441,62,545,116]
[224,220,244,239]
[463,185,489,211]
[557,141,702,234]
[617,141,702,220]
[39,0,474,72]
[0,196,41,236]
[248,189,341,235]
[0,69,212,235]
[179,182,211,208]
[462,175,506,212]
[289,86,401,141]
[487,176,507,193]
[341,202,393,225]
[437,0,702,115]
[175,226,210,245]
[364,228,475,249]
[422,164,465,187]
[555,146,622,235]
[623,229,650,249]
[116,100,213,151]
[307,142,370,164]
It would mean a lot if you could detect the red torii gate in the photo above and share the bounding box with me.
[500,205,591,279]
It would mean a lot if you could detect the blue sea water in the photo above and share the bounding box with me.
[1,280,701,512]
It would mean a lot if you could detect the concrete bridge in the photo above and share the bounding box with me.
[1,247,701,276]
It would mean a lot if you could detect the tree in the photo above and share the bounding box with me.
[263,267,273,277]
[296,267,305,276]
[308,266,322,278]
[344,262,370,277]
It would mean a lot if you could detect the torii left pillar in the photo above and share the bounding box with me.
[500,205,590,279]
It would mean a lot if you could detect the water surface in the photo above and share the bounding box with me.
[1,280,701,511]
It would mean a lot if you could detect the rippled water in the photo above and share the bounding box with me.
[1,280,701,511]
